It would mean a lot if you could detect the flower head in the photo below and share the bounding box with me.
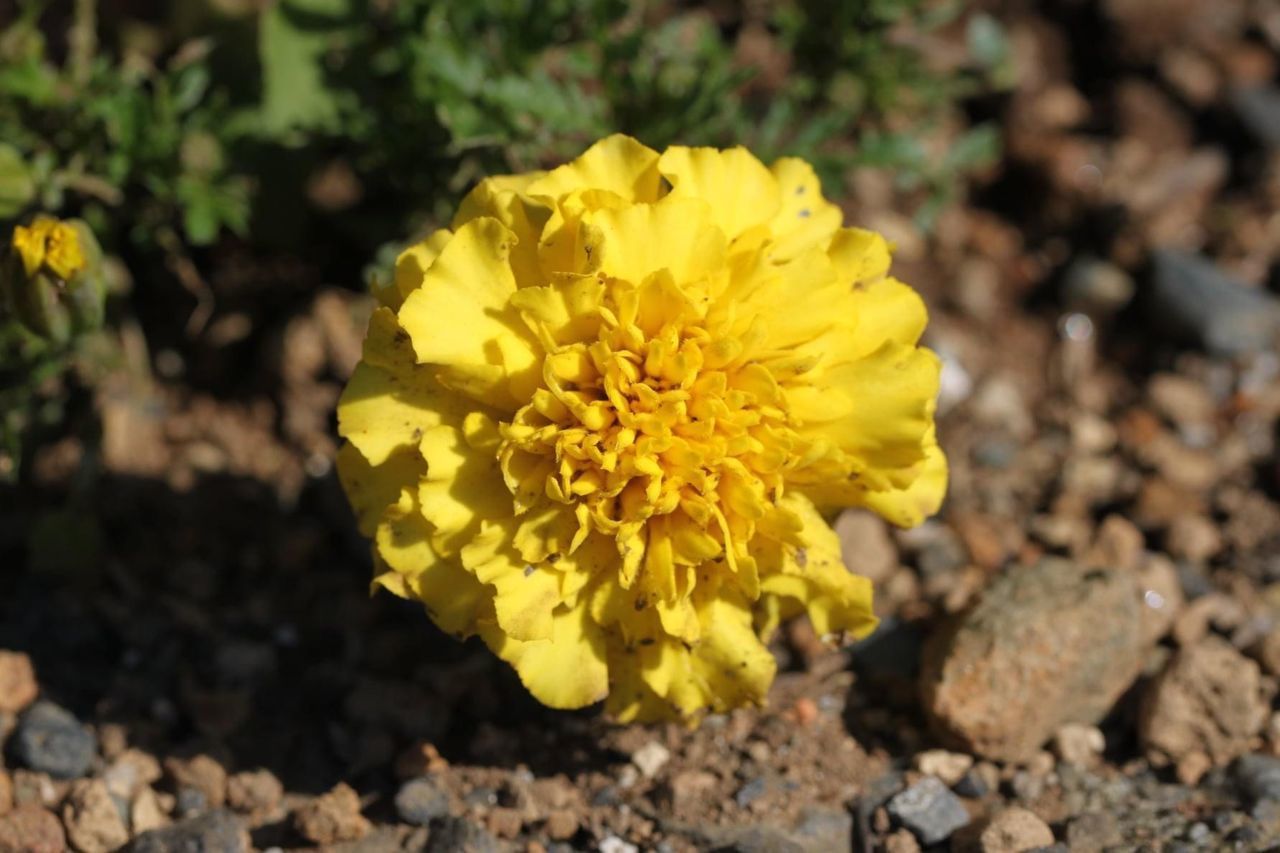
[337,135,946,722]
[3,215,105,345]
[12,215,86,281]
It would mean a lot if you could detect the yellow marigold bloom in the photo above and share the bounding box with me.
[12,215,86,281]
[336,135,947,722]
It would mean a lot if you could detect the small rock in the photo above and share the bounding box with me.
[1232,86,1280,147]
[62,778,128,853]
[1084,515,1143,572]
[835,510,898,584]
[225,769,282,819]
[485,807,522,839]
[544,809,577,841]
[914,750,974,786]
[598,836,639,853]
[1252,630,1280,676]
[1065,811,1121,851]
[103,749,163,802]
[394,777,450,826]
[1165,515,1222,563]
[131,810,249,853]
[1062,256,1135,317]
[294,783,370,845]
[734,777,767,808]
[956,807,1054,852]
[667,770,717,804]
[921,559,1148,762]
[0,804,64,853]
[1137,555,1183,645]
[1140,636,1267,770]
[425,816,499,853]
[791,807,853,853]
[1149,250,1280,356]
[12,702,96,780]
[1234,754,1280,804]
[131,787,170,835]
[631,741,670,780]
[0,652,38,714]
[1052,724,1105,768]
[0,770,11,816]
[164,755,226,811]
[885,777,970,845]
[884,828,922,853]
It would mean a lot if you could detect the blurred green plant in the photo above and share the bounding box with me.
[0,0,1012,482]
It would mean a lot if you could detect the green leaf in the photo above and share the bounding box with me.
[0,143,36,218]
[258,0,354,136]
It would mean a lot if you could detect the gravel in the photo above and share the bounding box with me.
[393,777,451,826]
[885,777,971,845]
[11,701,96,780]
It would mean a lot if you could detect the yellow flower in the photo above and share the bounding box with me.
[12,215,86,281]
[336,135,947,722]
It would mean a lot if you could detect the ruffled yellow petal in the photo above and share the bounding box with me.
[417,424,510,555]
[398,217,542,409]
[388,229,452,308]
[336,442,423,537]
[526,134,662,203]
[586,195,727,286]
[336,308,473,466]
[480,603,610,709]
[767,157,842,261]
[453,178,552,287]
[859,427,948,527]
[658,145,781,241]
[757,495,878,639]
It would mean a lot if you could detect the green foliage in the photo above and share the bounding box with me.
[0,0,1013,482]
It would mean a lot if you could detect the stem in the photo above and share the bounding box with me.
[68,0,97,86]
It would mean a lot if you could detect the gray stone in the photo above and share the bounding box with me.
[130,810,248,852]
[394,777,450,826]
[886,777,970,845]
[1233,86,1280,147]
[1065,811,1121,851]
[791,807,853,853]
[1063,256,1135,317]
[12,701,96,780]
[1234,754,1280,804]
[734,777,767,808]
[424,816,498,853]
[1149,250,1280,356]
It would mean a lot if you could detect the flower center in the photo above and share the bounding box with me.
[497,277,800,592]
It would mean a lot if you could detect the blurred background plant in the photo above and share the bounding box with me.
[0,0,1012,484]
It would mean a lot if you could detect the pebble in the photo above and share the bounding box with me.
[394,776,450,826]
[884,828,921,853]
[1065,811,1121,850]
[598,836,639,853]
[914,750,974,786]
[544,808,578,840]
[62,778,129,853]
[12,701,97,780]
[834,510,899,584]
[735,777,767,808]
[294,782,371,845]
[131,810,249,853]
[1232,86,1280,147]
[956,807,1055,852]
[425,816,499,853]
[631,741,671,779]
[103,749,163,801]
[921,558,1148,761]
[1052,724,1106,768]
[0,651,39,714]
[0,804,65,853]
[886,777,971,845]
[164,755,227,809]
[1234,754,1280,804]
[790,807,853,853]
[1149,249,1280,356]
[225,769,283,818]
[131,787,170,835]
[1139,636,1267,771]
[1062,256,1135,317]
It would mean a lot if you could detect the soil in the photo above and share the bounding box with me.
[5,0,1280,851]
